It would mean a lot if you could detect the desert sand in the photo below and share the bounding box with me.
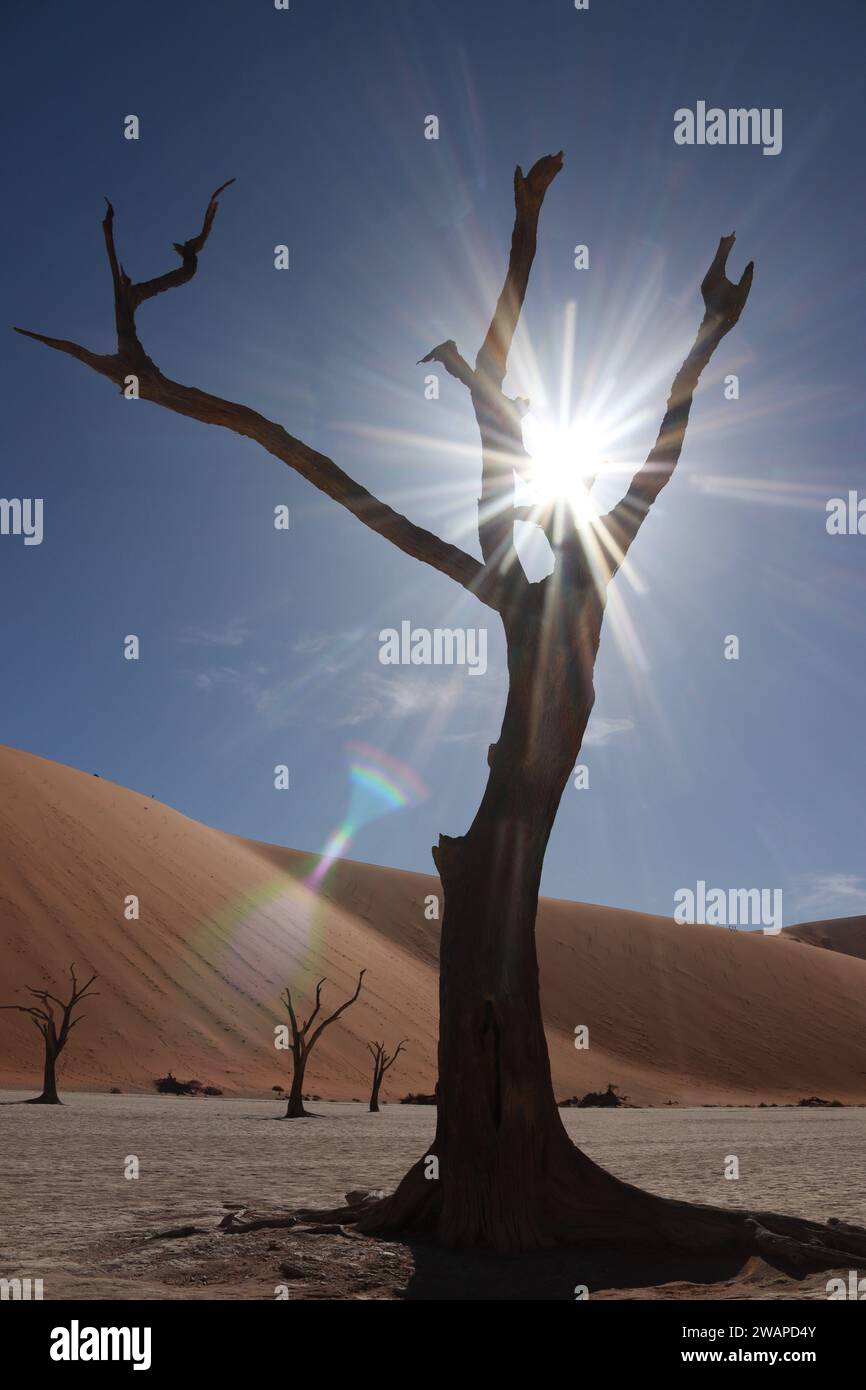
[2,1094,863,1300]
[784,915,866,960]
[3,743,866,1303]
[1,743,866,1106]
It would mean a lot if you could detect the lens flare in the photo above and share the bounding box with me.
[306,742,429,887]
[193,744,430,1004]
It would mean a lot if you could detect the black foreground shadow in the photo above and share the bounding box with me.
[392,1239,754,1301]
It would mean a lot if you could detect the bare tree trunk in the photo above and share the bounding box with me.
[362,585,610,1246]
[369,1072,382,1114]
[31,1041,61,1105]
[285,1049,309,1118]
[355,584,866,1260]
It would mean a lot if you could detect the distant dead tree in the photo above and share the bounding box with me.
[21,155,866,1272]
[280,971,365,1118]
[367,1039,407,1113]
[0,964,98,1104]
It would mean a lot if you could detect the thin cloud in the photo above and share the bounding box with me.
[793,873,866,918]
[179,619,250,649]
[291,628,365,657]
[336,671,462,726]
[583,715,635,747]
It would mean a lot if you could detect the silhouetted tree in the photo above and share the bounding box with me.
[19,157,866,1271]
[0,964,97,1104]
[367,1039,407,1113]
[281,972,365,1118]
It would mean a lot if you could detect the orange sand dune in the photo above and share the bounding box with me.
[783,916,866,962]
[1,744,865,1105]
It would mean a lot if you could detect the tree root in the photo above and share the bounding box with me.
[218,1211,299,1234]
[291,1155,866,1272]
[146,1224,207,1241]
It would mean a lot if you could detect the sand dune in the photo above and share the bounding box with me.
[783,915,866,961]
[1,744,865,1105]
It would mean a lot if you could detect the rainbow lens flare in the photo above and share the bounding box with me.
[195,744,429,1005]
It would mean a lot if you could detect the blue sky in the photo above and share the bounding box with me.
[2,0,865,924]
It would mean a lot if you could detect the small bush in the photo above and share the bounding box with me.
[154,1072,202,1096]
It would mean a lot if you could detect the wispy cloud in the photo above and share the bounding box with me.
[291,628,364,657]
[188,662,298,725]
[192,665,243,694]
[336,671,462,726]
[791,873,866,919]
[179,619,250,649]
[187,628,502,741]
[583,715,634,747]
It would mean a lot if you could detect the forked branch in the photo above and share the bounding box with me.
[281,970,366,1054]
[15,186,498,608]
[602,233,754,572]
[367,1038,408,1074]
[419,153,564,573]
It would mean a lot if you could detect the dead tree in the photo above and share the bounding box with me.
[367,1039,407,1113]
[0,964,98,1104]
[280,971,365,1117]
[17,157,866,1272]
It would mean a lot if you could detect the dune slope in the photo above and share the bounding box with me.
[1,745,865,1105]
[783,916,866,962]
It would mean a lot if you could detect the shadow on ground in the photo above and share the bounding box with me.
[395,1240,755,1300]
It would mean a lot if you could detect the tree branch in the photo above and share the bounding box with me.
[308,969,366,1049]
[281,986,300,1041]
[381,1039,407,1073]
[15,184,499,609]
[0,1004,50,1021]
[418,340,476,391]
[472,154,563,569]
[3,965,97,1055]
[476,152,564,387]
[132,179,236,309]
[602,233,753,572]
[301,980,326,1036]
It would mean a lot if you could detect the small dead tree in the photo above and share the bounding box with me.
[0,964,98,1104]
[280,971,365,1118]
[367,1039,407,1113]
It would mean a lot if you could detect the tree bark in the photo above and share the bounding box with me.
[359,580,606,1247]
[285,1048,309,1118]
[369,1074,382,1114]
[29,1042,61,1105]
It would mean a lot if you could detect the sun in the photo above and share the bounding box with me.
[520,413,608,524]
